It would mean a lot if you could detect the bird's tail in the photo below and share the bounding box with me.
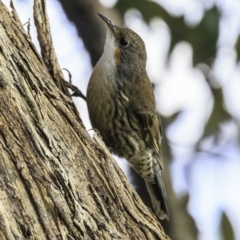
[146,168,169,220]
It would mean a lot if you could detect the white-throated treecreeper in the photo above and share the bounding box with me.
[86,13,169,220]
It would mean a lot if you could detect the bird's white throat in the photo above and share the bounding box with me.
[102,30,117,66]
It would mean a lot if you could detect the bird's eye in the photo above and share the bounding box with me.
[120,38,129,47]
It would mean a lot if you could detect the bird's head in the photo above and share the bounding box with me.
[98,13,147,76]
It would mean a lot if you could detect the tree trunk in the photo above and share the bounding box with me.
[0,1,170,239]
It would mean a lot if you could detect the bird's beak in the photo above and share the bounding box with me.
[97,13,117,36]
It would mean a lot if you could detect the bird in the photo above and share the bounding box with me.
[86,13,169,220]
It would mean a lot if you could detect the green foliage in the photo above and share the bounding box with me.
[235,36,240,61]
[201,87,231,140]
[221,213,234,240]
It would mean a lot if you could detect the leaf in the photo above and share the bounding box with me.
[221,213,234,240]
[202,87,231,139]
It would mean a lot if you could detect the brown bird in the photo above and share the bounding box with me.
[86,13,169,220]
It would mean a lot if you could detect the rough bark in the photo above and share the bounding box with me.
[0,1,170,239]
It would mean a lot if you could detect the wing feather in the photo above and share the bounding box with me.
[120,73,163,167]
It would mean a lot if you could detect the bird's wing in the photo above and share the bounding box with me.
[127,110,163,167]
[121,75,163,167]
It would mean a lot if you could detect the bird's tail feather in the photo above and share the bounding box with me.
[146,170,169,220]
